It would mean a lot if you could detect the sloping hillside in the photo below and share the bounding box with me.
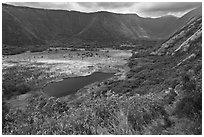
[151,16,201,56]
[2,4,201,47]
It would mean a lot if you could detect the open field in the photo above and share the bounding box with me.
[3,48,132,96]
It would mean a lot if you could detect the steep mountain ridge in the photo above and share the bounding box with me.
[2,3,201,47]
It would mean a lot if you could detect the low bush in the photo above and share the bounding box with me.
[3,82,31,99]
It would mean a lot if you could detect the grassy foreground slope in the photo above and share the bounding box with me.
[2,17,202,135]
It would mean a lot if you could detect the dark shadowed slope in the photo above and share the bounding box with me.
[2,3,202,47]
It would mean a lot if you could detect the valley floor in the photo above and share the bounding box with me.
[2,45,202,135]
[3,48,132,79]
[2,48,132,108]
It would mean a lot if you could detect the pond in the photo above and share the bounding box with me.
[43,72,114,97]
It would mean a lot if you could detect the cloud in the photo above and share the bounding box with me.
[142,2,200,12]
[96,2,135,9]
[7,2,72,10]
[76,2,135,9]
[138,2,201,16]
[76,2,95,8]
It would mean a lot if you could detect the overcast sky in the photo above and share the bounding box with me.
[7,2,202,18]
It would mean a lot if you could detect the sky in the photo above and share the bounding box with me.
[6,2,202,18]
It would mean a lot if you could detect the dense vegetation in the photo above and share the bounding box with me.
[2,62,201,135]
[2,35,202,134]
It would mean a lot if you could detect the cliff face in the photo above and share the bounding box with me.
[2,4,201,47]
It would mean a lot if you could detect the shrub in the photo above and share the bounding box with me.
[180,73,196,93]
[126,96,170,133]
[174,91,202,121]
[2,100,9,128]
[2,82,31,99]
